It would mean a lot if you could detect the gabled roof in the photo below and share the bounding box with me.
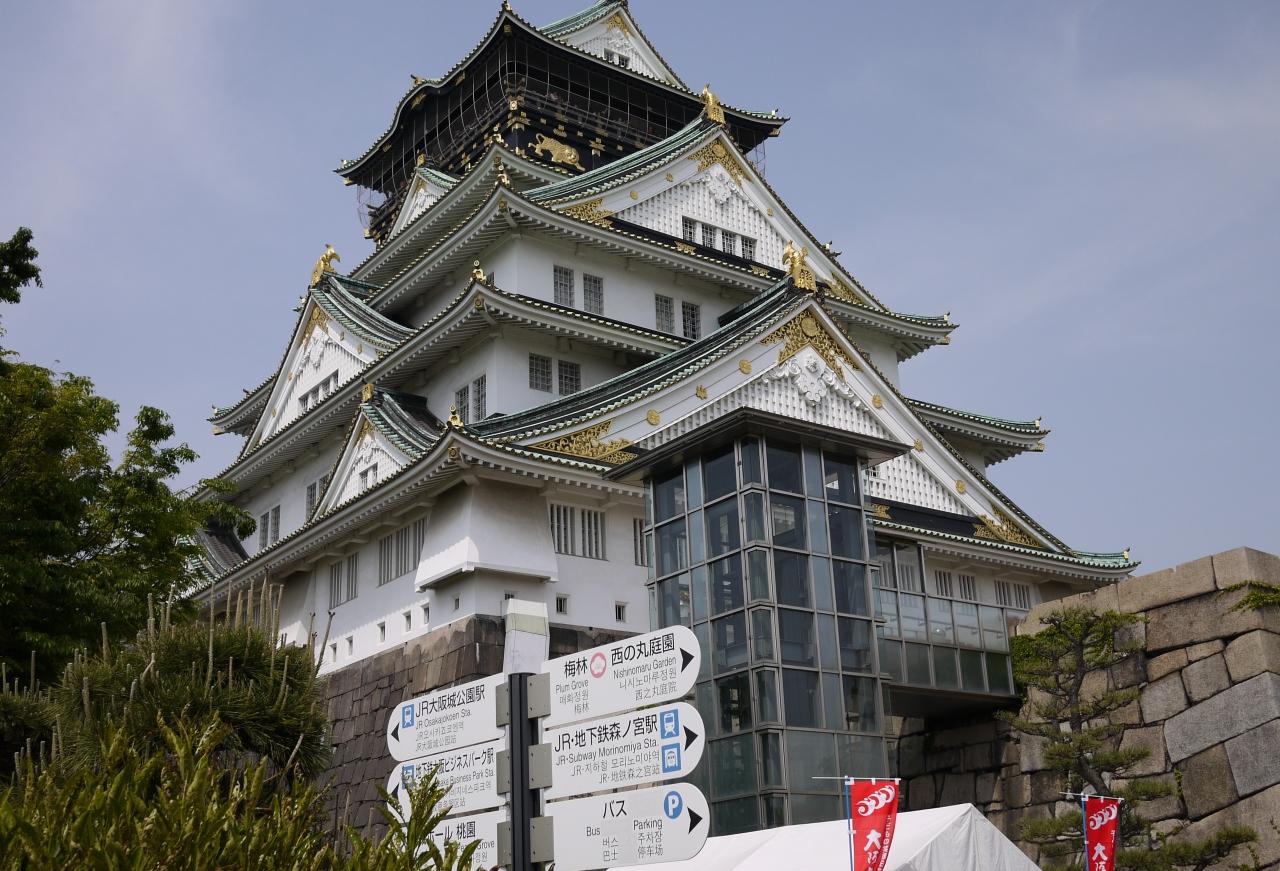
[210,371,276,434]
[538,0,687,90]
[908,398,1048,466]
[363,389,443,459]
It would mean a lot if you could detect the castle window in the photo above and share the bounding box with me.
[553,265,574,307]
[529,353,552,392]
[259,505,280,550]
[305,473,330,516]
[558,360,581,396]
[378,518,427,585]
[721,230,737,256]
[550,504,577,554]
[583,273,604,315]
[556,594,569,615]
[655,294,675,333]
[682,301,701,340]
[682,217,697,242]
[328,552,359,609]
[633,517,649,566]
[581,509,606,560]
[454,385,469,423]
[995,580,1031,611]
[471,374,487,420]
[741,237,756,261]
[359,464,378,490]
[615,602,628,623]
[957,574,978,601]
[701,223,717,248]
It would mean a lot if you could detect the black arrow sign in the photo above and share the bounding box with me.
[683,726,698,751]
[390,722,400,743]
[680,647,694,672]
[688,807,703,834]
[390,783,399,802]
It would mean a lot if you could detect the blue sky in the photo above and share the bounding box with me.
[1,1,1276,572]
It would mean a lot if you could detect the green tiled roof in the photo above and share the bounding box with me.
[313,273,411,352]
[907,398,1047,435]
[361,390,442,459]
[539,0,620,37]
[872,518,1136,572]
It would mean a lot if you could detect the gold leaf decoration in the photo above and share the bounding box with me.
[826,276,861,305]
[561,198,615,228]
[646,410,661,426]
[738,359,752,374]
[605,12,632,36]
[751,265,771,277]
[688,140,745,185]
[759,314,857,381]
[955,480,967,494]
[973,507,1039,548]
[695,385,708,400]
[675,241,696,255]
[305,306,329,336]
[867,503,892,521]
[529,419,637,465]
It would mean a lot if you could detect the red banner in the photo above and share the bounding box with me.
[1082,796,1120,871]
[850,779,899,871]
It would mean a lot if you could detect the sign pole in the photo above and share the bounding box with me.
[508,671,535,871]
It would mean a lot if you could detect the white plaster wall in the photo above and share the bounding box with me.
[238,433,345,555]
[264,323,371,440]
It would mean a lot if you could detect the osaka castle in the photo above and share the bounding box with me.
[197,0,1134,834]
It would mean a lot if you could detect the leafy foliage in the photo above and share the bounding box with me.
[0,227,40,308]
[1004,606,1257,870]
[1221,580,1280,613]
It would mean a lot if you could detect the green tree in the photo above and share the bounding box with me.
[0,226,252,686]
[1004,606,1256,870]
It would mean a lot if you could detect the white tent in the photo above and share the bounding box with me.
[612,804,1040,871]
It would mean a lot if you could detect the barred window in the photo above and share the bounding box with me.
[558,360,581,395]
[701,223,716,248]
[682,217,697,242]
[681,301,701,340]
[259,505,280,550]
[556,594,569,615]
[958,574,978,601]
[933,570,954,598]
[454,385,469,424]
[553,265,574,307]
[379,518,427,585]
[721,229,737,256]
[529,353,552,392]
[995,580,1031,610]
[345,553,358,602]
[655,294,675,333]
[471,374,486,421]
[632,517,649,566]
[305,473,330,516]
[328,554,359,609]
[581,509,606,560]
[550,504,577,554]
[359,464,378,490]
[741,236,756,261]
[615,602,627,623]
[583,273,604,315]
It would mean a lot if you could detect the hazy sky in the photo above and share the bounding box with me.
[1,1,1276,572]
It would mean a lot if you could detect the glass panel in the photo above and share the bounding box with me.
[959,648,985,691]
[905,642,932,685]
[842,675,880,734]
[710,734,756,797]
[838,617,874,673]
[759,732,784,788]
[750,608,775,662]
[894,542,923,592]
[784,730,838,794]
[986,652,1012,695]
[876,590,899,637]
[874,543,895,588]
[790,794,842,824]
[817,614,840,671]
[765,440,803,494]
[740,438,762,486]
[712,797,759,835]
[980,606,1008,651]
[822,671,844,730]
[645,532,655,581]
[878,638,903,682]
[761,794,787,828]
[803,445,825,497]
[713,613,748,674]
[811,557,834,611]
[643,481,653,526]
[695,623,712,681]
[717,672,753,732]
[648,585,657,629]
[653,468,684,523]
[834,561,869,616]
[655,519,687,577]
[703,444,737,502]
[899,594,928,641]
[658,574,690,628]
[837,734,886,778]
[954,602,982,648]
[755,668,780,723]
[705,498,741,558]
[828,504,863,559]
[688,509,706,565]
[696,680,717,737]
[927,597,955,644]
[778,609,816,667]
[746,548,771,602]
[769,494,806,549]
[774,550,810,607]
[742,490,766,544]
[710,554,744,615]
[685,456,703,508]
[823,454,859,504]
[782,669,821,727]
[807,500,829,554]
[933,646,960,689]
[691,565,709,622]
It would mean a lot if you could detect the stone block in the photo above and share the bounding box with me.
[1212,547,1280,590]
[923,748,959,772]
[907,774,935,811]
[1130,773,1182,822]
[1081,667,1110,702]
[1174,782,1280,867]
[1186,639,1225,662]
[1146,587,1280,653]
[1114,619,1146,652]
[1225,630,1280,683]
[1141,673,1189,723]
[1225,719,1280,797]
[1019,734,1049,773]
[1177,742,1240,819]
[963,742,996,772]
[1007,773,1031,808]
[1182,654,1231,703]
[1118,555,1217,613]
[1030,770,1061,804]
[940,772,976,806]
[1111,654,1146,689]
[1147,649,1189,682]
[1113,700,1143,726]
[1118,725,1168,777]
[898,735,926,777]
[1165,672,1280,762]
[976,772,1000,804]
[931,721,998,749]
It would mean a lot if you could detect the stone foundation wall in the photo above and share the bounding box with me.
[897,547,1280,869]
[318,614,629,836]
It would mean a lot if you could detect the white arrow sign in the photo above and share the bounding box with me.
[542,625,700,727]
[544,782,709,871]
[387,673,504,761]
[426,809,504,869]
[386,737,504,818]
[544,702,705,800]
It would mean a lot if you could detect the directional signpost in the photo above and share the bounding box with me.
[428,808,504,869]
[543,702,705,800]
[386,673,504,761]
[538,783,710,871]
[386,737,504,818]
